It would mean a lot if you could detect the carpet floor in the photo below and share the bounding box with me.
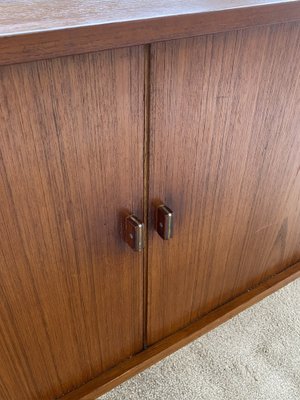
[100,278,300,400]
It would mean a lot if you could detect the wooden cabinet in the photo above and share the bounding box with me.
[147,23,300,345]
[0,47,145,399]
[0,2,300,400]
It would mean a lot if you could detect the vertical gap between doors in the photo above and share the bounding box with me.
[143,44,151,350]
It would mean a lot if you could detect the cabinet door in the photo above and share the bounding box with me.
[0,47,144,399]
[148,23,300,344]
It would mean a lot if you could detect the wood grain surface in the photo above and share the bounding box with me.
[1,1,300,66]
[61,262,300,400]
[0,46,144,399]
[148,22,300,344]
[0,0,294,35]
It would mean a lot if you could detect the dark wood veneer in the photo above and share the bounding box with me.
[148,22,300,344]
[0,1,300,65]
[0,2,299,400]
[0,46,144,400]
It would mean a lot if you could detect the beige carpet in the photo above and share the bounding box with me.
[100,279,300,400]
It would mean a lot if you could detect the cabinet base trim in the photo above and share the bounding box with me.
[60,262,300,400]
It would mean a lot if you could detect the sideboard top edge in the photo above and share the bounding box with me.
[0,0,300,66]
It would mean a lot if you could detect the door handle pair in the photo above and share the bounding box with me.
[124,204,173,251]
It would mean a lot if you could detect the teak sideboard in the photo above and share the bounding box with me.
[0,1,300,399]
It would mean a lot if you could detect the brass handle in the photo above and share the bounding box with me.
[155,204,173,240]
[124,215,144,252]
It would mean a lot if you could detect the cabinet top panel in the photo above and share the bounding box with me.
[0,0,299,65]
[0,0,297,36]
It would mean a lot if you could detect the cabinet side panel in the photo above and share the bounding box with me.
[148,22,300,344]
[0,47,144,399]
